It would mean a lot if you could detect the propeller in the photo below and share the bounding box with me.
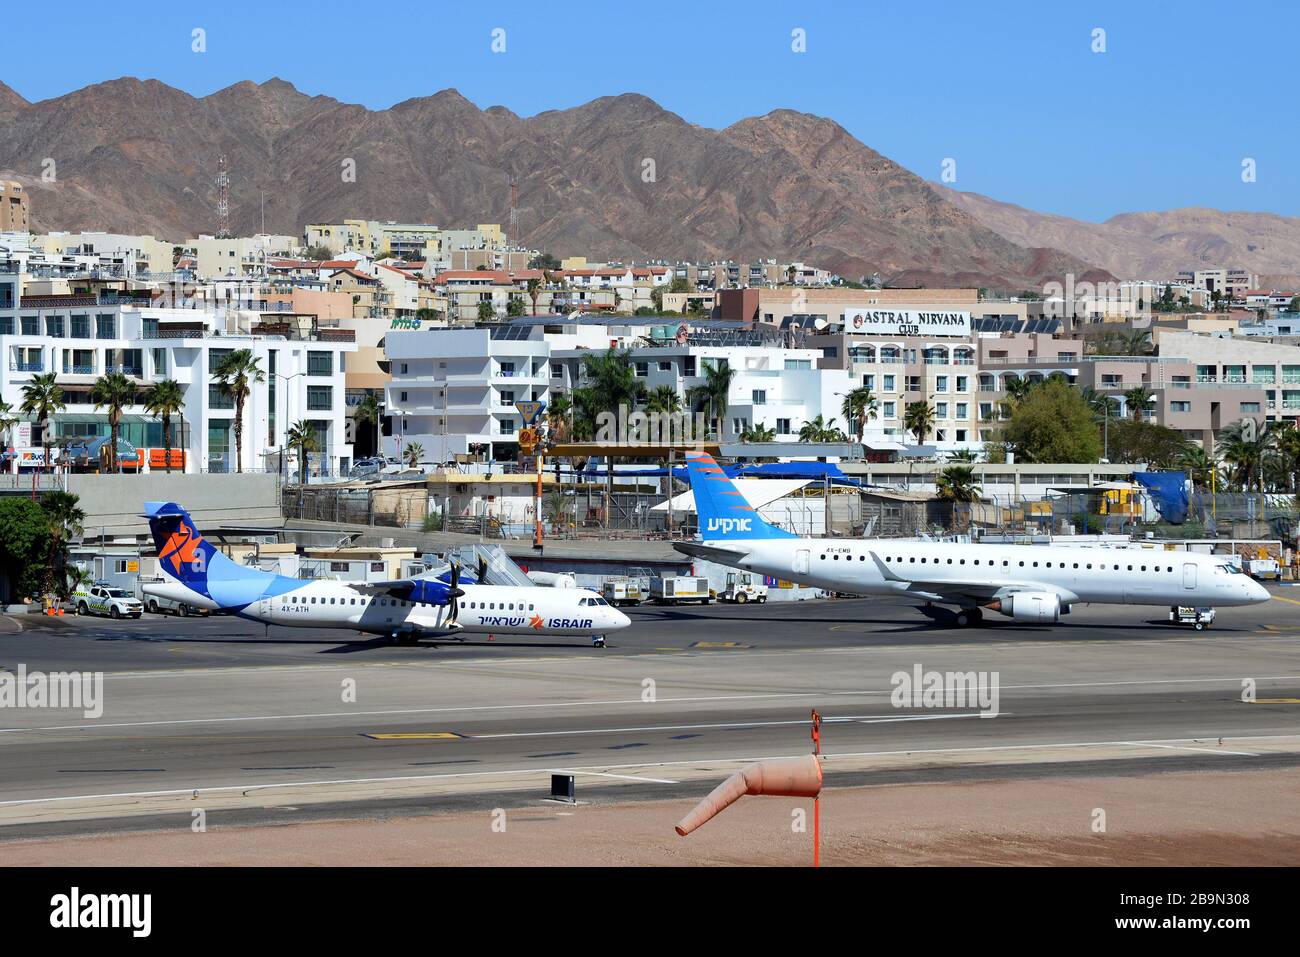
[447,560,461,625]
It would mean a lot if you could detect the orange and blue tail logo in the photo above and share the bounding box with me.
[683,453,796,540]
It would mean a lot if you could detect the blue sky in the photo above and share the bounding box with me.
[4,0,1294,221]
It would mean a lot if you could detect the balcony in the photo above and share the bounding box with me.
[9,360,43,372]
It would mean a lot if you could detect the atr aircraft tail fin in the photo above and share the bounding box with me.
[683,453,797,541]
[143,501,277,605]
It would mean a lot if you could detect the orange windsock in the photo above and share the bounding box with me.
[674,754,823,836]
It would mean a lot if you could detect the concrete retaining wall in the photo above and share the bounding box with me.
[66,473,282,538]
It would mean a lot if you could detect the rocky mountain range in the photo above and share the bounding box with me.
[2,76,1295,289]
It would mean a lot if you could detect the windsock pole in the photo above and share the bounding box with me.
[812,708,822,868]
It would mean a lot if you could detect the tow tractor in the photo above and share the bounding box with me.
[719,571,768,604]
[1169,605,1216,631]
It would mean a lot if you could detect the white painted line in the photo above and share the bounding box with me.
[0,733,1295,810]
[1120,740,1259,758]
[3,674,1297,734]
[564,770,679,784]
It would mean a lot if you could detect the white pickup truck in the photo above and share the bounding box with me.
[73,582,143,619]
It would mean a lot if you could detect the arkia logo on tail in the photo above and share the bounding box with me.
[706,517,752,534]
[160,521,202,574]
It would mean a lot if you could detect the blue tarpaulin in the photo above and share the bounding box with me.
[1133,471,1189,524]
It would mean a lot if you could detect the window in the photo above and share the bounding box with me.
[936,376,948,392]
[21,315,38,336]
[307,385,333,410]
[1170,401,1191,413]
[45,315,65,338]
[208,348,234,373]
[776,418,791,434]
[956,376,968,392]
[96,314,116,338]
[883,375,896,391]
[634,362,648,377]
[883,401,896,418]
[1240,402,1261,413]
[784,359,812,370]
[551,362,563,378]
[208,384,234,410]
[936,402,948,418]
[307,351,333,376]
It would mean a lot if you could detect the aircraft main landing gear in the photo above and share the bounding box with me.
[954,608,983,628]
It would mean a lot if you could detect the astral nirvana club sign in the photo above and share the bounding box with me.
[844,308,970,337]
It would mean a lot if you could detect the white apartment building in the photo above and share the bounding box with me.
[0,274,355,475]
[190,235,298,280]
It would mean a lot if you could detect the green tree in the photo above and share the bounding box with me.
[1217,419,1274,492]
[0,498,53,600]
[645,385,682,416]
[1107,419,1190,469]
[20,372,65,473]
[903,401,936,445]
[688,360,736,439]
[285,420,319,484]
[528,252,561,271]
[798,416,846,442]
[840,386,878,443]
[575,348,645,437]
[936,465,982,503]
[506,296,525,317]
[142,379,185,473]
[1178,444,1216,490]
[477,300,497,321]
[740,422,776,442]
[213,350,264,473]
[303,244,334,261]
[545,391,573,443]
[40,490,85,597]
[1123,386,1154,421]
[0,400,17,452]
[90,371,137,473]
[526,277,543,315]
[1000,378,1103,463]
[404,441,424,469]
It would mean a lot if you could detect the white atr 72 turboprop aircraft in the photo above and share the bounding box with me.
[672,454,1270,627]
[143,501,630,645]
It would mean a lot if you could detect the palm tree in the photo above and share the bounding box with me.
[213,350,264,473]
[285,420,319,484]
[404,441,424,469]
[20,372,65,473]
[840,386,878,443]
[0,399,17,458]
[1123,386,1154,421]
[526,277,543,315]
[936,465,982,502]
[1121,329,1153,356]
[545,391,573,443]
[904,401,936,445]
[688,360,736,438]
[1217,419,1275,492]
[740,422,776,442]
[797,415,846,443]
[1178,444,1215,490]
[90,371,137,473]
[353,393,382,459]
[142,379,184,473]
[947,449,979,463]
[1273,423,1300,492]
[644,385,682,416]
[40,490,85,597]
[1003,376,1034,405]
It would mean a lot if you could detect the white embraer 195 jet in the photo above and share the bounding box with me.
[143,501,630,645]
[672,454,1269,627]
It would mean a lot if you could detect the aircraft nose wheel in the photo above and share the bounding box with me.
[592,635,607,648]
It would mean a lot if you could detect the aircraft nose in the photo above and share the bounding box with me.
[1250,579,1271,603]
[610,608,631,630]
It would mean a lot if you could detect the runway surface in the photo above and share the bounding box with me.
[1,593,1298,838]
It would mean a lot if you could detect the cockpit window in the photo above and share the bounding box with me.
[1217,563,1245,575]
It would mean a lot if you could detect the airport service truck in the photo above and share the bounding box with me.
[718,571,768,604]
[650,575,712,605]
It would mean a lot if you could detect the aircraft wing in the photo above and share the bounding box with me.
[672,541,752,563]
[866,552,1079,606]
[352,573,463,605]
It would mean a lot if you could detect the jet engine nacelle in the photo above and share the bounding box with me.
[993,591,1061,622]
